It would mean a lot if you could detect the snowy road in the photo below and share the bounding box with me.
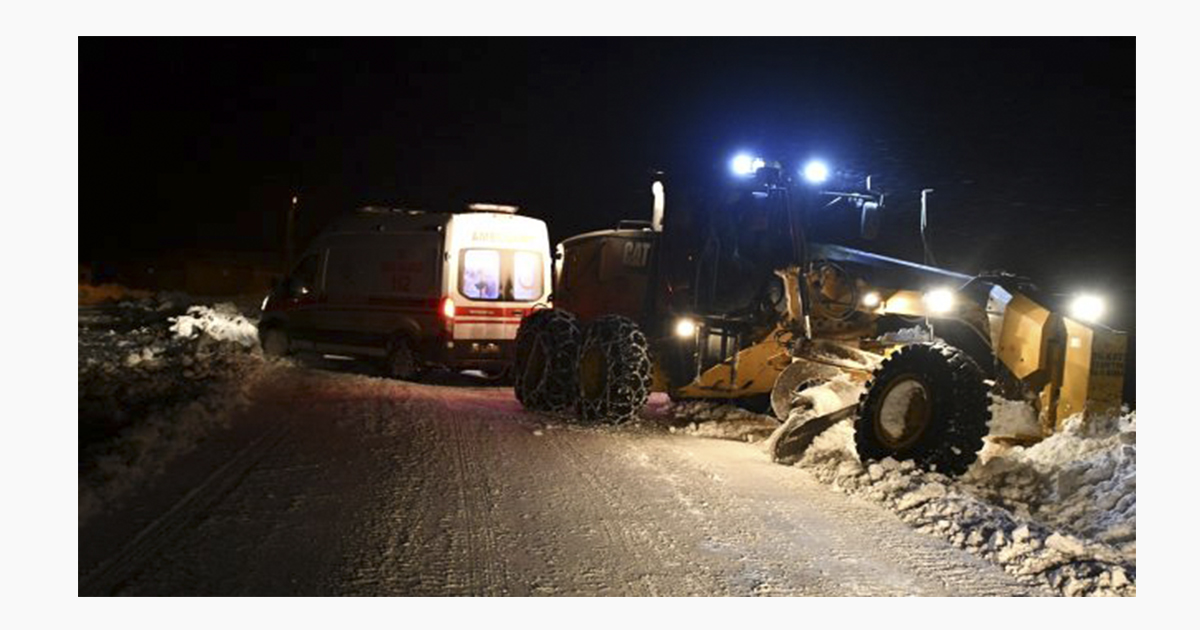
[79,365,1044,596]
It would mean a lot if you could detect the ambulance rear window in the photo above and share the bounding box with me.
[461,249,501,299]
[512,251,542,301]
[459,249,543,302]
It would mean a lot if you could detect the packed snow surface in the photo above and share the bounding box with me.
[667,391,1136,597]
[82,370,1041,596]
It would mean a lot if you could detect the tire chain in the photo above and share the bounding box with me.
[514,309,581,412]
[578,315,652,424]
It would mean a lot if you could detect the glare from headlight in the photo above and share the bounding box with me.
[674,317,697,338]
[802,160,830,184]
[923,288,955,314]
[1068,294,1105,323]
[261,294,270,312]
[731,154,765,177]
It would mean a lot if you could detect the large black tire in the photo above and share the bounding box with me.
[260,325,290,358]
[577,315,652,424]
[514,309,581,412]
[854,342,991,476]
[384,336,419,381]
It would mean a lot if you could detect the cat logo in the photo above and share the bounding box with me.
[622,241,652,268]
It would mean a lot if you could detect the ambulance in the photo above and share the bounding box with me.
[259,204,551,379]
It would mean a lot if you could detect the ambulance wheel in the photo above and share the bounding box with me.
[385,337,419,381]
[514,309,580,412]
[577,315,652,424]
[854,342,991,476]
[260,325,290,358]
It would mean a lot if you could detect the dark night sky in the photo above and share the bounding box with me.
[81,37,1134,320]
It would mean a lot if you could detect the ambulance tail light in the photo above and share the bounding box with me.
[441,296,457,321]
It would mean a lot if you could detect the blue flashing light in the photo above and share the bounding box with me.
[731,153,766,177]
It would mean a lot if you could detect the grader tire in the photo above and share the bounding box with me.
[577,315,652,424]
[854,342,991,476]
[514,309,581,412]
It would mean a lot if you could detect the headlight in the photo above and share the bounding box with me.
[674,317,697,338]
[1068,294,1105,323]
[731,154,766,177]
[802,160,830,184]
[923,288,955,314]
[861,291,881,308]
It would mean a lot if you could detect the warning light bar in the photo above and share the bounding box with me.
[467,203,519,214]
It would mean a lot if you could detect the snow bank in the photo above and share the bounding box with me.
[964,410,1137,558]
[791,406,1136,596]
[79,295,272,526]
[169,303,259,348]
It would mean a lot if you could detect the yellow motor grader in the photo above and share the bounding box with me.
[514,155,1127,475]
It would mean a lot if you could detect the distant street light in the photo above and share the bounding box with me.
[286,193,299,271]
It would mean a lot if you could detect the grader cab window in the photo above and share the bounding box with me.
[698,191,796,315]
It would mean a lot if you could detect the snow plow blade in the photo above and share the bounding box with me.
[766,364,865,465]
[766,403,857,465]
[763,403,859,460]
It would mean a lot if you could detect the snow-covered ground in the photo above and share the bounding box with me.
[82,368,1041,596]
[78,294,273,526]
[665,393,1136,597]
[77,295,1134,596]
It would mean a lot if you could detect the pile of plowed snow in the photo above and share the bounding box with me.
[78,296,273,525]
[168,303,260,348]
[666,400,780,442]
[666,394,1137,597]
[964,410,1136,559]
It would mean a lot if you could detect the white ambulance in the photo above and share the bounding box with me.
[259,204,551,379]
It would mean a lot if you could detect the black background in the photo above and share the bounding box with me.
[80,37,1133,315]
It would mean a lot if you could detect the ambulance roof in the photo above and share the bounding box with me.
[320,205,540,235]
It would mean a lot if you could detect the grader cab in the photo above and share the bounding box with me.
[514,155,1128,475]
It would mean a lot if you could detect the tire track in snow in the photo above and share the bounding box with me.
[648,437,1045,596]
[434,386,512,595]
[79,420,291,595]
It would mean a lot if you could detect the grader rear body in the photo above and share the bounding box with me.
[514,156,1127,475]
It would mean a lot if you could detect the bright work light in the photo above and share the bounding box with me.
[731,154,765,177]
[1068,294,1105,323]
[923,288,955,315]
[802,160,830,184]
[674,317,697,338]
